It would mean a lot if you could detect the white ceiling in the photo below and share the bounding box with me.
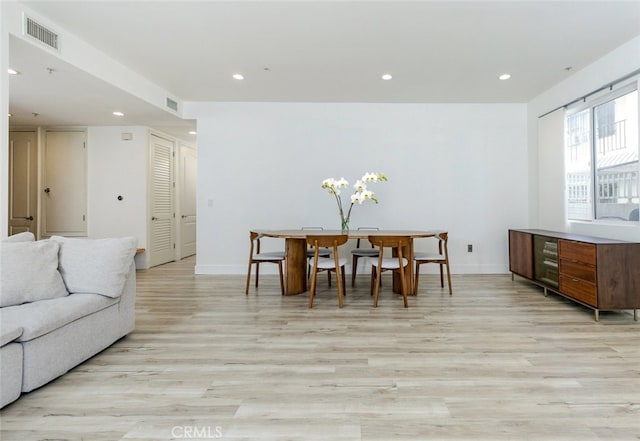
[8,1,640,132]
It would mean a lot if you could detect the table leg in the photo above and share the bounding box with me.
[284,238,307,295]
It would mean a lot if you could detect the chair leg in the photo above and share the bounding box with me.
[255,262,260,288]
[308,264,317,308]
[414,262,421,295]
[277,261,285,296]
[351,255,358,287]
[445,260,453,295]
[373,268,382,307]
[399,265,408,308]
[336,267,344,308]
[341,266,346,297]
[439,263,444,288]
[245,261,253,295]
[370,266,376,296]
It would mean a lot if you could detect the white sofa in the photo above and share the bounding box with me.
[0,233,137,408]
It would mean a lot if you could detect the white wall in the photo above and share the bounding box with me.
[528,35,640,241]
[186,102,529,275]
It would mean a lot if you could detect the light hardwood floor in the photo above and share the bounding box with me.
[1,256,639,441]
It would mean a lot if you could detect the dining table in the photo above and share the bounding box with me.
[252,229,442,296]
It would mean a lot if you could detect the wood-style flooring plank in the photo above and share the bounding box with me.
[1,256,639,440]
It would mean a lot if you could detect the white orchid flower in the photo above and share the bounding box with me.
[336,177,349,188]
[353,180,366,192]
[351,192,364,204]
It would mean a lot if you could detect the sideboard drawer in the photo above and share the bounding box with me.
[559,275,597,307]
[559,240,596,265]
[559,259,596,284]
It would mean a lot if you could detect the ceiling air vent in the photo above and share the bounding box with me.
[166,97,178,112]
[24,16,59,51]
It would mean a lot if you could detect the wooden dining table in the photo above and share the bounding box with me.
[253,229,442,296]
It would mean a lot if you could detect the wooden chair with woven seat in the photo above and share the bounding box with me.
[306,234,348,308]
[245,231,285,296]
[350,226,379,287]
[414,232,452,295]
[368,235,411,308]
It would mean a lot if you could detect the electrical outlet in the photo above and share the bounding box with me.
[467,244,473,252]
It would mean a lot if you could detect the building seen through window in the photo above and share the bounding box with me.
[565,87,639,222]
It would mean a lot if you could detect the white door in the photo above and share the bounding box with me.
[179,145,197,258]
[149,134,175,267]
[43,131,87,237]
[8,131,38,236]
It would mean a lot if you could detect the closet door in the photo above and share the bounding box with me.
[179,144,196,258]
[43,130,87,237]
[149,134,175,267]
[8,131,38,236]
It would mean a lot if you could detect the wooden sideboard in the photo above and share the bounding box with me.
[508,229,640,321]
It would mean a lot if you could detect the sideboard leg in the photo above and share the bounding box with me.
[543,287,548,297]
[634,309,637,321]
[594,309,599,321]
[511,273,514,281]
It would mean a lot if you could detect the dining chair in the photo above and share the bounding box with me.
[245,231,285,296]
[306,234,348,308]
[414,232,452,295]
[368,235,411,308]
[302,226,331,284]
[350,226,379,287]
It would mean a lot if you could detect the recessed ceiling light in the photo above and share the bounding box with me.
[381,74,393,81]
[188,131,197,135]
[112,111,124,117]
[7,68,19,75]
[498,73,511,81]
[232,73,244,80]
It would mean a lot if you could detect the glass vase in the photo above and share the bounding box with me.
[341,217,350,232]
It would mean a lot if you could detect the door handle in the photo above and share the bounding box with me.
[44,187,51,194]
[151,216,158,221]
[22,216,34,221]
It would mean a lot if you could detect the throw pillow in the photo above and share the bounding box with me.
[0,240,68,307]
[50,236,137,298]
[2,232,35,243]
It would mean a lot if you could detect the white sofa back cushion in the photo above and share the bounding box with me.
[0,240,69,307]
[50,236,137,298]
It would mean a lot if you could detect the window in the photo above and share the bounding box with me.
[565,86,639,222]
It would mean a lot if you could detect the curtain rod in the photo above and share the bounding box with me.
[538,68,640,119]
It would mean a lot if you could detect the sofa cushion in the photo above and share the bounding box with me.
[51,236,137,298]
[0,293,118,342]
[2,232,35,243]
[0,326,23,347]
[0,240,69,307]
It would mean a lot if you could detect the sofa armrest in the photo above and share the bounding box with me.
[117,261,137,335]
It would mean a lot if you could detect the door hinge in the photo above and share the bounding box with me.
[173,243,176,249]
[83,142,86,149]
[173,182,176,188]
[82,215,86,221]
[173,213,176,218]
